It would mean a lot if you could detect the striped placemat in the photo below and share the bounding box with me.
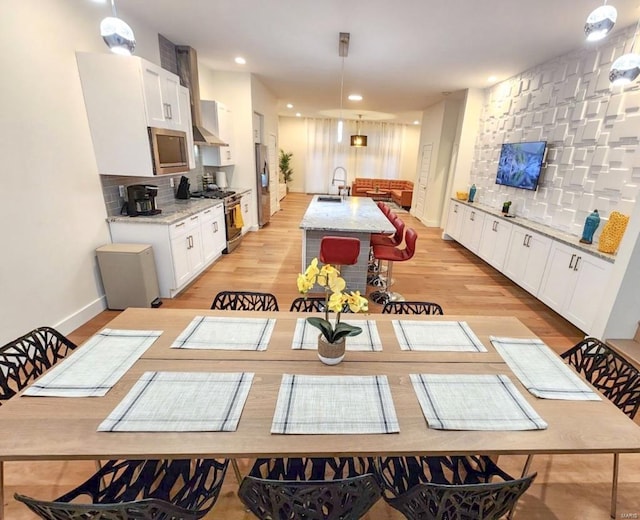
[291,319,382,351]
[393,321,487,352]
[171,316,275,350]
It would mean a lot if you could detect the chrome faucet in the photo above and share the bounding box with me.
[331,166,347,197]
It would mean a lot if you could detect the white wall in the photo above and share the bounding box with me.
[0,0,161,344]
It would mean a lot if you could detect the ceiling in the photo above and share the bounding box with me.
[120,0,640,124]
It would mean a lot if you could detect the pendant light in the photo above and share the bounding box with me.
[337,32,349,143]
[584,2,618,42]
[100,0,136,56]
[351,114,367,147]
[609,19,640,85]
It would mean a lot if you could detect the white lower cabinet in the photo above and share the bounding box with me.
[478,217,513,271]
[109,203,225,298]
[445,201,465,241]
[458,206,485,253]
[503,227,552,295]
[241,192,252,234]
[538,241,613,332]
[199,205,226,263]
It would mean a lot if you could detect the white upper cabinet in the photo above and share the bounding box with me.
[140,61,189,132]
[76,52,194,176]
[200,100,234,166]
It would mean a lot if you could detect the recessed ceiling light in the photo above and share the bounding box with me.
[295,112,302,117]
[234,57,246,65]
[487,75,498,83]
[413,120,420,125]
[286,103,294,109]
[348,94,363,101]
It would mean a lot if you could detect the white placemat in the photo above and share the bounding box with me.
[490,336,601,400]
[98,371,254,432]
[171,316,275,350]
[393,321,487,352]
[411,373,548,431]
[291,319,382,351]
[271,374,399,434]
[23,329,162,397]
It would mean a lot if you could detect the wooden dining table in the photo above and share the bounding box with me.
[1,308,640,518]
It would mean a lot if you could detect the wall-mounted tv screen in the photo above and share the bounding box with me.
[495,141,547,191]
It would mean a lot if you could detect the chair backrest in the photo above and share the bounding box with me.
[377,455,535,520]
[399,228,418,261]
[561,337,640,419]
[391,216,406,244]
[210,291,279,311]
[0,327,77,404]
[289,297,354,313]
[16,458,229,520]
[239,457,381,520]
[319,236,361,267]
[382,301,444,315]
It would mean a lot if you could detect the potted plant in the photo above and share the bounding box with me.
[279,149,294,189]
[296,258,368,364]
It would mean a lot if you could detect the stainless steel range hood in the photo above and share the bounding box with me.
[175,45,227,147]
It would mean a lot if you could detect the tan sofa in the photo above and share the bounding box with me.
[351,178,414,208]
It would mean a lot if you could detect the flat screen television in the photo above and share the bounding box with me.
[495,141,547,191]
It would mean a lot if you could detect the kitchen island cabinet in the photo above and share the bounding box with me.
[108,200,225,298]
[299,196,395,293]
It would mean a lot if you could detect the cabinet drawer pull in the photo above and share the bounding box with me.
[493,221,498,232]
[175,222,185,229]
[190,216,199,221]
[526,235,532,247]
[204,209,211,215]
[569,254,576,269]
[522,234,528,246]
[574,256,581,271]
[213,222,218,232]
[470,211,475,221]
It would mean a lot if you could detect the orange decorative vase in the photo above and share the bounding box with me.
[317,335,346,365]
[598,211,629,254]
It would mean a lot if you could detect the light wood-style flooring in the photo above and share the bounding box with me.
[5,193,640,519]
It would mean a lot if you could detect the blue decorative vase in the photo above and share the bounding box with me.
[468,184,477,203]
[580,209,600,244]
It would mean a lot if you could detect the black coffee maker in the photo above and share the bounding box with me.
[126,185,161,216]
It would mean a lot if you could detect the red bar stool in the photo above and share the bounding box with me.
[368,216,405,286]
[319,236,361,272]
[370,228,418,305]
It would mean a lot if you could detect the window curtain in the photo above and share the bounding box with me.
[304,118,406,193]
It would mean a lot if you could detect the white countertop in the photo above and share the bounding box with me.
[451,198,616,263]
[107,199,223,225]
[300,195,395,233]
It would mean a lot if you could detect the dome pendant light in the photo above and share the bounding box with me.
[584,2,618,42]
[351,114,367,147]
[609,19,640,86]
[100,0,136,55]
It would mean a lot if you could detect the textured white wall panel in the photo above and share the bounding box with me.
[470,22,640,236]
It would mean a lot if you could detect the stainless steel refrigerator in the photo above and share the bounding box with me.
[255,144,271,227]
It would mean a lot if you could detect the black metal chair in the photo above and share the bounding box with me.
[210,290,279,311]
[289,296,354,313]
[15,458,229,520]
[376,455,536,520]
[238,457,381,520]
[0,327,77,403]
[519,337,640,519]
[382,301,444,315]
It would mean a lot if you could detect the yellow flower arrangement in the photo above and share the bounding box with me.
[296,258,368,343]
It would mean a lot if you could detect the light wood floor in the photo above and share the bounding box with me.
[5,193,640,519]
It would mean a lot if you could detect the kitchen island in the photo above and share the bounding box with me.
[300,195,395,292]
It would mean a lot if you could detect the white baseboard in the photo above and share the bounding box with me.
[54,296,107,336]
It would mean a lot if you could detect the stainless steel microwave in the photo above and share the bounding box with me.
[148,127,189,175]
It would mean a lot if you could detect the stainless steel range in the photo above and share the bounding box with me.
[190,189,243,253]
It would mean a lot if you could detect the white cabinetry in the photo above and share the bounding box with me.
[503,227,552,295]
[241,192,252,234]
[140,61,189,131]
[538,242,613,332]
[445,201,465,241]
[199,205,226,263]
[478,217,513,271]
[458,206,485,253]
[200,100,234,166]
[76,52,194,176]
[109,203,225,298]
